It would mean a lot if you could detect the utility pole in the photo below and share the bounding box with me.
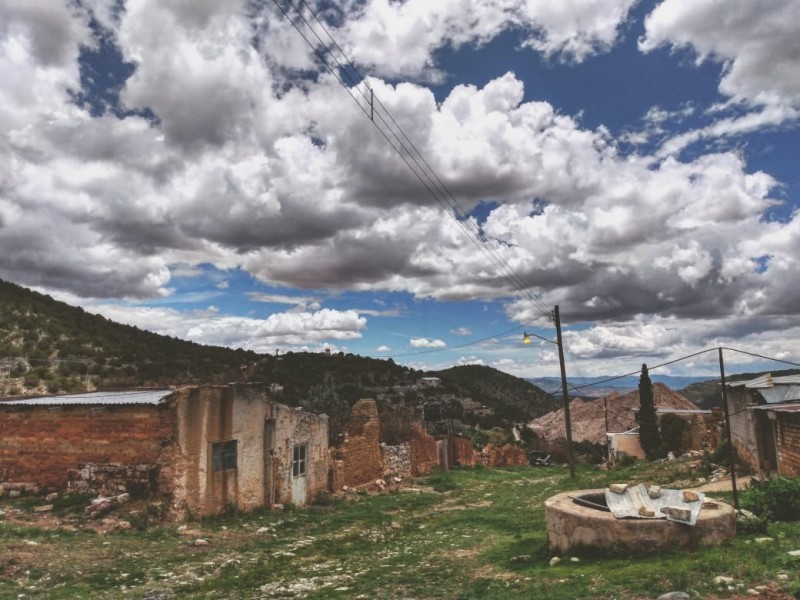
[553,305,576,478]
[603,395,610,462]
[718,347,739,510]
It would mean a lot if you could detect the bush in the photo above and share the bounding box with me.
[741,477,800,522]
[659,413,690,455]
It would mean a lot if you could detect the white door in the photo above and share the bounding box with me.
[291,444,308,505]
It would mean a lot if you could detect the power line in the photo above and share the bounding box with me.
[270,0,552,321]
[376,324,527,358]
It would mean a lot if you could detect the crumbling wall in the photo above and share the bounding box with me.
[481,443,528,466]
[453,436,480,467]
[409,422,438,475]
[270,403,329,505]
[68,463,157,497]
[0,404,174,491]
[777,413,800,476]
[336,399,384,487]
[381,442,412,479]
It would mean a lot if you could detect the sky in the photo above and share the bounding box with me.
[1,0,799,380]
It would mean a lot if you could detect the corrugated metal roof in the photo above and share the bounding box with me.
[727,373,800,403]
[0,389,174,407]
[604,484,705,526]
[751,403,800,414]
[758,385,800,404]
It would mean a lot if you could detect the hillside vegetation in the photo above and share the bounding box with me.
[0,279,555,431]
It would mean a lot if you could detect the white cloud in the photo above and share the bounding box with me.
[641,0,800,156]
[377,345,391,352]
[340,0,637,79]
[60,300,368,353]
[641,0,800,109]
[451,327,472,336]
[456,355,485,366]
[410,337,447,348]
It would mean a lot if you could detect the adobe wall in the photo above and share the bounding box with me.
[453,436,480,467]
[409,422,438,475]
[336,399,384,487]
[777,413,800,476]
[270,404,329,506]
[170,384,270,517]
[481,443,528,467]
[0,403,174,491]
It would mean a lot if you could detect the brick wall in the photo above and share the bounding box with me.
[0,404,175,491]
[336,399,384,487]
[777,413,800,476]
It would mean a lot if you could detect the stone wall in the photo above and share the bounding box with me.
[0,404,175,491]
[336,399,384,487]
[68,463,157,497]
[777,413,800,476]
[381,442,412,479]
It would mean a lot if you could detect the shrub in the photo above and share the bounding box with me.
[659,413,690,455]
[742,477,800,522]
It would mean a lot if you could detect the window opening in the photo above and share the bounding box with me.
[212,440,237,471]
[292,444,307,477]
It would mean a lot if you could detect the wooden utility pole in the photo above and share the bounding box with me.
[554,305,576,478]
[718,347,739,510]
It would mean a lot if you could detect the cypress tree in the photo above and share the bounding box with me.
[638,363,662,458]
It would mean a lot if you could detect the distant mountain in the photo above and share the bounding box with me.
[530,375,713,398]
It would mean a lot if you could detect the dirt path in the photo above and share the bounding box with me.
[694,475,752,493]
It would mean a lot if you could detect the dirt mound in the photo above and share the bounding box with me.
[528,383,698,445]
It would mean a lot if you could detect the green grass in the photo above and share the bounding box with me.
[0,460,798,598]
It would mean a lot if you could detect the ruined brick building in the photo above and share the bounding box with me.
[0,384,329,518]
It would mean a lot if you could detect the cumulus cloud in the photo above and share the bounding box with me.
[640,0,800,156]
[641,0,800,109]
[339,0,637,79]
[1,0,798,370]
[377,345,391,352]
[410,337,447,348]
[66,300,367,353]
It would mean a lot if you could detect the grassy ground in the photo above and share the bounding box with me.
[1,458,798,599]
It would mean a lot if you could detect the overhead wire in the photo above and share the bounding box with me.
[270,0,553,322]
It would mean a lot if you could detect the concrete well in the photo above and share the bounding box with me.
[544,488,736,554]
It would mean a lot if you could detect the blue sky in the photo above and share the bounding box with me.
[1,0,799,379]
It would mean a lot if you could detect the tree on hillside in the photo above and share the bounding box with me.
[638,363,662,458]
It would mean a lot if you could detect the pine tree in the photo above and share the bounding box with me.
[638,363,662,458]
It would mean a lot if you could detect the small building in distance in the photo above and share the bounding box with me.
[0,384,329,518]
[417,376,441,388]
[726,373,800,476]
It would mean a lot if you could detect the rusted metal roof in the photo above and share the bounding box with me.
[0,389,174,407]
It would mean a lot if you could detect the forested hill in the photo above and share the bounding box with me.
[433,365,560,420]
[0,279,260,394]
[0,280,555,426]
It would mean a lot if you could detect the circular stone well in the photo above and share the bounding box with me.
[544,489,736,553]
